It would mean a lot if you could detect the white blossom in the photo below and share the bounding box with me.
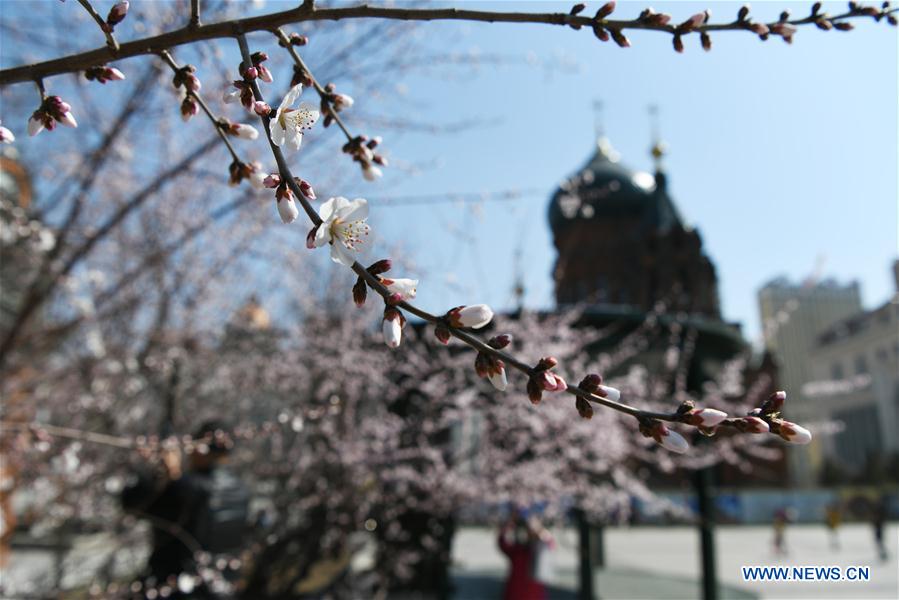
[270,84,320,151]
[312,197,370,266]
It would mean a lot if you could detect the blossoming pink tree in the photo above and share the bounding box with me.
[0,0,892,597]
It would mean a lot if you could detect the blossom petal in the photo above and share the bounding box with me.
[318,197,342,223]
[330,241,355,266]
[28,117,44,137]
[336,198,369,223]
[294,103,321,130]
[280,84,303,110]
[313,223,331,247]
[288,130,303,151]
[270,123,286,147]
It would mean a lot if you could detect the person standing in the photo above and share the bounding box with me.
[122,421,250,598]
[497,510,552,600]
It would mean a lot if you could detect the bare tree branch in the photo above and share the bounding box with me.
[2,2,894,85]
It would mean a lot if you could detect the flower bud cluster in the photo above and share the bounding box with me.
[223,81,255,111]
[474,334,512,391]
[240,52,273,83]
[748,390,812,444]
[638,418,690,454]
[84,65,125,84]
[172,65,202,94]
[228,160,265,189]
[291,65,314,88]
[342,136,387,182]
[29,96,77,136]
[352,259,392,307]
[527,357,567,405]
[279,32,309,47]
[220,119,259,140]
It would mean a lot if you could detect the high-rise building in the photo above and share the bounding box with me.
[757,277,863,485]
[806,262,899,480]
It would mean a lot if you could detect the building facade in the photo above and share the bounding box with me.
[805,263,899,481]
[757,277,863,485]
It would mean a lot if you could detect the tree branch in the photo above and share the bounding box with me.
[75,0,120,53]
[2,3,894,85]
[233,33,786,446]
[189,0,201,30]
[158,49,240,162]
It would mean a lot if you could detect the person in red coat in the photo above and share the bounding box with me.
[497,511,552,600]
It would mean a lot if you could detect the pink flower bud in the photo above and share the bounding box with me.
[352,277,367,307]
[776,421,812,444]
[657,427,690,453]
[488,366,508,391]
[380,277,418,301]
[382,308,404,349]
[610,29,631,48]
[434,325,451,345]
[487,334,512,349]
[229,123,259,140]
[597,385,620,401]
[306,225,319,249]
[447,304,494,329]
[592,24,610,41]
[361,163,383,182]
[277,195,299,224]
[332,94,354,111]
[740,416,770,434]
[685,408,728,428]
[106,1,129,27]
[185,74,201,93]
[595,1,616,19]
[243,66,259,80]
[366,259,392,275]
[0,121,14,144]
[263,174,281,188]
[298,179,316,200]
[257,65,273,83]
[579,374,603,393]
[527,378,543,405]
[180,97,199,121]
[762,390,786,415]
[253,101,272,116]
[749,22,770,35]
[575,397,594,419]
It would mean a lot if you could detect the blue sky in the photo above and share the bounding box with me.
[340,1,898,344]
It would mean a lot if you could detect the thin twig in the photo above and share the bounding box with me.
[274,28,353,142]
[158,50,240,163]
[2,3,894,85]
[190,0,201,29]
[75,0,120,53]
[1,420,134,449]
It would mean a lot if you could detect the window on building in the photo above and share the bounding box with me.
[831,362,844,381]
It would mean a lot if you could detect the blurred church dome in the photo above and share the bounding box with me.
[548,136,681,237]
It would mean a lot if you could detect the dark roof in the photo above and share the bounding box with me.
[548,137,683,235]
